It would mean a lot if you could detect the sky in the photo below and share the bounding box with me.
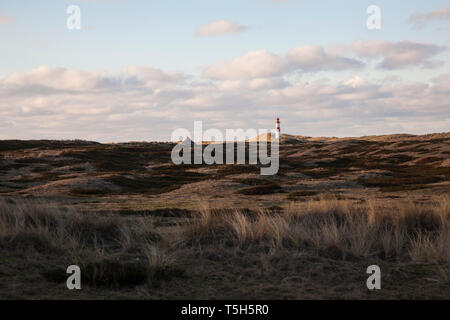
[0,0,449,142]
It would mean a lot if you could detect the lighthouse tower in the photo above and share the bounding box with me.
[275,117,280,139]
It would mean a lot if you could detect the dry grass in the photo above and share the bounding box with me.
[1,135,449,298]
[1,196,449,298]
[184,196,450,262]
[0,198,182,289]
[236,183,283,195]
[0,198,123,254]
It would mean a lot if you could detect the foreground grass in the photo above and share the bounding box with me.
[0,198,183,293]
[0,196,449,299]
[185,197,450,263]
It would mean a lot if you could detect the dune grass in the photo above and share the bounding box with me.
[0,196,449,298]
[183,196,450,263]
[0,198,181,289]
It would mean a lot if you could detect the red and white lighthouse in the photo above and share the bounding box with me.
[275,117,280,139]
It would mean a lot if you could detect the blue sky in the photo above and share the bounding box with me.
[1,0,449,75]
[0,0,449,141]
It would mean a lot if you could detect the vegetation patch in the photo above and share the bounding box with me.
[43,260,148,288]
[287,190,319,200]
[311,193,347,201]
[69,188,107,196]
[105,173,203,195]
[358,175,442,191]
[0,140,99,152]
[237,183,283,195]
[316,158,353,168]
[104,208,195,218]
[184,198,450,263]
[43,259,185,288]
[415,157,443,165]
[232,178,273,186]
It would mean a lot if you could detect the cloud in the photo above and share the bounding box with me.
[196,20,247,37]
[121,66,186,88]
[1,66,116,92]
[351,40,445,70]
[219,78,288,91]
[1,65,185,94]
[287,45,364,71]
[203,40,442,81]
[0,14,14,25]
[203,45,364,80]
[431,73,450,93]
[409,6,450,28]
[1,66,449,141]
[203,50,288,80]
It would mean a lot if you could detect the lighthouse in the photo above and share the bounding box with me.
[275,117,280,139]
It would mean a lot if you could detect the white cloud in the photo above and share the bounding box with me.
[287,45,363,71]
[203,40,443,82]
[2,66,114,92]
[196,20,247,37]
[0,65,186,94]
[351,40,445,70]
[203,50,288,80]
[342,76,368,88]
[1,66,449,141]
[0,14,14,25]
[409,6,450,28]
[431,73,450,93]
[219,78,288,91]
[121,66,186,88]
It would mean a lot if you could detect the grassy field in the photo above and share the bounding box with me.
[0,134,449,299]
[0,196,449,299]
